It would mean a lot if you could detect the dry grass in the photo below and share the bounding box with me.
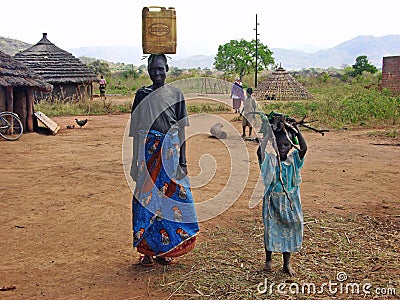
[152,211,399,299]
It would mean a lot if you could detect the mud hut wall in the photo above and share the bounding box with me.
[0,86,35,132]
[0,86,15,113]
[51,84,75,100]
[77,83,92,100]
[49,83,92,101]
[26,89,34,131]
[0,87,6,111]
[79,83,93,99]
[382,56,400,95]
[13,88,27,131]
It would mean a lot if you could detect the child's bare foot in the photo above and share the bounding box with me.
[264,260,273,271]
[282,252,294,276]
[283,265,295,276]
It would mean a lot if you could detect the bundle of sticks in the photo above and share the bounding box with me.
[249,111,329,138]
[252,111,329,209]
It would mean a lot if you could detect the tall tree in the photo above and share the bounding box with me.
[213,39,274,80]
[351,55,378,76]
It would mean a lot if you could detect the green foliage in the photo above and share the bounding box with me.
[318,72,330,83]
[260,77,399,129]
[351,55,378,77]
[367,128,398,138]
[170,67,183,77]
[187,103,230,113]
[121,64,139,79]
[91,72,151,97]
[36,65,400,131]
[36,98,132,117]
[213,39,274,79]
[86,59,111,76]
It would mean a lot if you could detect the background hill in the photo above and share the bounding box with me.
[1,35,399,70]
[273,35,400,70]
[0,36,31,56]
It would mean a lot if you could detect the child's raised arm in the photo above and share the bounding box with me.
[257,128,273,162]
[295,127,307,159]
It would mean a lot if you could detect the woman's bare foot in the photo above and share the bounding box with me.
[283,265,295,276]
[264,260,273,271]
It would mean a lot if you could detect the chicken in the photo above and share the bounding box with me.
[75,118,88,128]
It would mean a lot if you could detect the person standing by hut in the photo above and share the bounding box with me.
[99,75,107,100]
[230,78,245,114]
[129,54,199,266]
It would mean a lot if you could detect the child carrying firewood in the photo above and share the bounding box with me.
[257,115,307,276]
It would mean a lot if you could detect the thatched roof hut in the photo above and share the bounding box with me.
[14,33,97,101]
[254,66,314,101]
[0,50,52,132]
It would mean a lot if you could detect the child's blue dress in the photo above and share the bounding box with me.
[259,149,304,252]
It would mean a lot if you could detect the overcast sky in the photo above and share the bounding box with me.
[1,0,399,56]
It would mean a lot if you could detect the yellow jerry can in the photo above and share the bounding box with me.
[142,6,177,54]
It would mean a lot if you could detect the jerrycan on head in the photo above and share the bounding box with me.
[142,6,177,54]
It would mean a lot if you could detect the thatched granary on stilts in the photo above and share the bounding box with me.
[14,33,98,101]
[0,50,52,132]
[254,66,314,101]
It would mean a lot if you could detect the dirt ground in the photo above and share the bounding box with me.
[1,100,399,299]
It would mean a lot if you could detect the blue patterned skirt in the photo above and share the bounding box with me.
[263,189,303,252]
[132,129,199,257]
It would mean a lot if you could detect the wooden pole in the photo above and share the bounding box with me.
[26,88,34,132]
[255,14,259,88]
[90,82,93,100]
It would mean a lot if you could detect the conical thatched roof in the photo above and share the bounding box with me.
[0,50,52,91]
[254,66,314,100]
[14,33,97,85]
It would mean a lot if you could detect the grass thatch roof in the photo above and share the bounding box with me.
[254,66,314,100]
[0,50,52,91]
[14,33,97,85]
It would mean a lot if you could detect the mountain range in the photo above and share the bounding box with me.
[68,35,400,70]
[1,35,400,70]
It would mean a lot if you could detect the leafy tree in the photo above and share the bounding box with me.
[87,59,110,76]
[351,55,378,77]
[123,64,139,79]
[170,67,183,77]
[213,39,274,80]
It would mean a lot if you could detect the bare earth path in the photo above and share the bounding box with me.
[0,111,399,299]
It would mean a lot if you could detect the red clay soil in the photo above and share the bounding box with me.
[0,110,399,299]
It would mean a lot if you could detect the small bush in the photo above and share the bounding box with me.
[36,98,132,117]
